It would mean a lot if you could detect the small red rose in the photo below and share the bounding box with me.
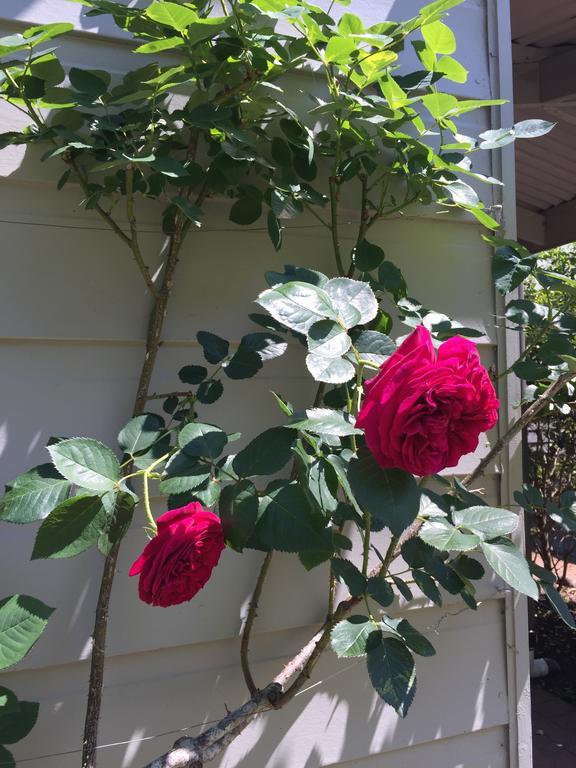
[129,502,225,607]
[356,325,499,476]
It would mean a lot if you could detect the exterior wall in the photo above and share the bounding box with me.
[0,1,530,767]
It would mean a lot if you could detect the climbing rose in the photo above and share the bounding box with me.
[356,326,499,476]
[129,502,225,607]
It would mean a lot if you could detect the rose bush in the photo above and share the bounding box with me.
[357,326,499,476]
[129,503,225,607]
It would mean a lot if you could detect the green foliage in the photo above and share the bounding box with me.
[0,465,70,524]
[0,596,54,670]
[366,632,416,717]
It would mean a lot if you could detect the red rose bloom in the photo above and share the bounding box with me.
[129,502,225,607]
[356,326,499,476]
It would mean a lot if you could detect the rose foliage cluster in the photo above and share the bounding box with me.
[0,1,572,767]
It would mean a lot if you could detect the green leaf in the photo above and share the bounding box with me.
[353,239,385,271]
[159,451,211,495]
[267,210,282,251]
[219,480,259,552]
[419,518,480,551]
[307,320,351,359]
[0,747,14,768]
[178,365,208,385]
[422,20,455,54]
[452,506,519,539]
[367,576,394,607]
[351,330,395,365]
[421,91,458,119]
[0,595,54,670]
[197,379,224,404]
[451,554,485,581]
[480,540,538,599]
[324,36,357,64]
[412,569,442,605]
[512,119,555,139]
[48,438,120,493]
[493,245,537,295]
[331,615,373,658]
[0,698,38,744]
[287,408,361,437]
[118,414,165,456]
[132,434,171,471]
[172,197,203,225]
[380,617,436,657]
[197,331,229,364]
[134,36,185,54]
[224,346,263,380]
[306,353,356,384]
[324,277,378,327]
[419,0,464,22]
[256,482,332,553]
[347,452,421,535]
[392,575,413,601]
[307,459,339,513]
[513,360,550,380]
[257,281,337,334]
[0,465,70,524]
[437,55,467,83]
[69,67,109,95]
[232,427,294,477]
[241,332,287,361]
[543,583,576,629]
[332,558,367,597]
[179,423,227,460]
[366,633,416,717]
[230,195,262,226]
[32,495,107,559]
[97,491,135,556]
[145,1,198,30]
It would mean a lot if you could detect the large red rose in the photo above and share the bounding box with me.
[356,326,499,476]
[129,502,225,607]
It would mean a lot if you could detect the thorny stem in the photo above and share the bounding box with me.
[347,173,370,278]
[240,551,273,696]
[329,176,345,276]
[125,165,159,298]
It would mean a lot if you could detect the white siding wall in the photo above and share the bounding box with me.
[0,2,530,767]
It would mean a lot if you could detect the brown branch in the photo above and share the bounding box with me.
[125,165,159,298]
[463,372,574,486]
[240,551,273,696]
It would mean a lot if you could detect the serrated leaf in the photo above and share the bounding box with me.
[0,595,54,670]
[331,616,373,658]
[324,277,378,327]
[118,414,165,456]
[380,617,436,657]
[347,452,421,534]
[392,575,413,601]
[178,365,208,385]
[197,379,223,404]
[422,20,456,54]
[452,506,518,539]
[241,332,288,361]
[306,353,356,384]
[0,746,14,768]
[224,346,263,380]
[232,427,294,477]
[493,246,537,295]
[366,633,416,717]
[412,569,442,605]
[197,331,229,364]
[367,576,394,607]
[256,482,333,553]
[267,210,282,251]
[287,408,361,437]
[543,583,576,629]
[158,451,211,495]
[351,330,395,365]
[307,459,339,513]
[0,465,70,524]
[419,518,480,551]
[307,320,351,359]
[332,558,367,596]
[97,491,135,556]
[220,480,260,552]
[480,540,538,599]
[48,438,120,492]
[0,698,38,744]
[257,281,337,334]
[32,495,107,559]
[179,423,227,460]
[353,239,385,271]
